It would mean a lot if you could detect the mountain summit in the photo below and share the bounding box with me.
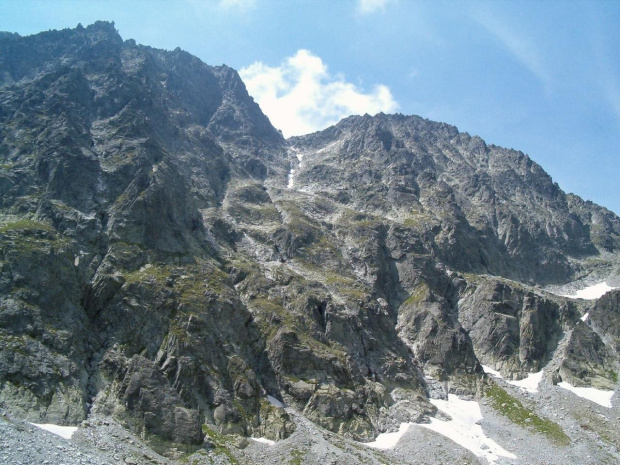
[1,22,619,465]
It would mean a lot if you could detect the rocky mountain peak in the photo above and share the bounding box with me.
[288,111,613,284]
[0,21,122,86]
[1,22,620,464]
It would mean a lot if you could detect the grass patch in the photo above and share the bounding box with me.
[324,273,355,285]
[288,448,305,465]
[123,260,233,301]
[201,425,239,464]
[123,264,171,285]
[249,296,287,315]
[402,210,434,227]
[227,202,281,224]
[246,295,292,339]
[339,208,383,228]
[294,259,368,301]
[0,219,70,255]
[324,272,368,299]
[0,219,54,233]
[402,282,430,306]
[484,383,570,446]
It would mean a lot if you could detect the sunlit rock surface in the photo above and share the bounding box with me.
[1,22,620,464]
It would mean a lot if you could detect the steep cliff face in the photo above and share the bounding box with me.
[1,22,620,458]
[0,21,292,445]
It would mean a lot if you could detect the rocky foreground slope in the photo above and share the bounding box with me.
[1,22,620,464]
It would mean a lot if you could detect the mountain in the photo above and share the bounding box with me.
[1,22,620,464]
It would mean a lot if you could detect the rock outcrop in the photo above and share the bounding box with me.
[1,22,620,458]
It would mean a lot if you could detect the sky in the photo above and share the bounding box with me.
[1,0,619,214]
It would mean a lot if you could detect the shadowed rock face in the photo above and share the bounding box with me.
[557,321,616,390]
[1,21,620,450]
[590,290,620,352]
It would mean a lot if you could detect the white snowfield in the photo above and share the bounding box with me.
[29,423,78,440]
[365,395,516,463]
[482,365,543,393]
[364,422,411,449]
[557,382,615,408]
[422,396,517,464]
[250,437,276,446]
[561,282,617,300]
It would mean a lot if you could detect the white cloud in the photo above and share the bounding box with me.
[240,49,398,137]
[219,0,256,10]
[472,9,552,94]
[357,0,393,15]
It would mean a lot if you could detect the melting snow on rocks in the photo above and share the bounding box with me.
[364,395,516,464]
[250,437,276,446]
[287,147,304,188]
[557,382,615,408]
[561,282,618,300]
[422,396,516,463]
[30,423,78,440]
[482,365,543,393]
[364,423,411,449]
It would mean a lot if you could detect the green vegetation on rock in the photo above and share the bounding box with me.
[402,282,430,306]
[484,383,570,446]
[288,448,305,465]
[201,425,240,464]
[0,219,54,233]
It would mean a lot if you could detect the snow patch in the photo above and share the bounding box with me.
[558,382,614,408]
[267,395,285,408]
[30,423,78,440]
[482,365,543,393]
[286,147,304,189]
[482,365,502,378]
[421,396,517,463]
[287,168,296,188]
[251,437,276,446]
[364,422,411,449]
[561,282,617,300]
[74,256,80,267]
[580,312,589,322]
[506,370,544,393]
[364,395,516,463]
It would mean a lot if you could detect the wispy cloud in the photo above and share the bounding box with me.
[240,49,398,137]
[357,0,394,15]
[472,8,552,94]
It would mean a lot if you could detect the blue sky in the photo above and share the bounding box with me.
[1,0,619,214]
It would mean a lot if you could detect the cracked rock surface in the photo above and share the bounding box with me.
[1,21,620,464]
